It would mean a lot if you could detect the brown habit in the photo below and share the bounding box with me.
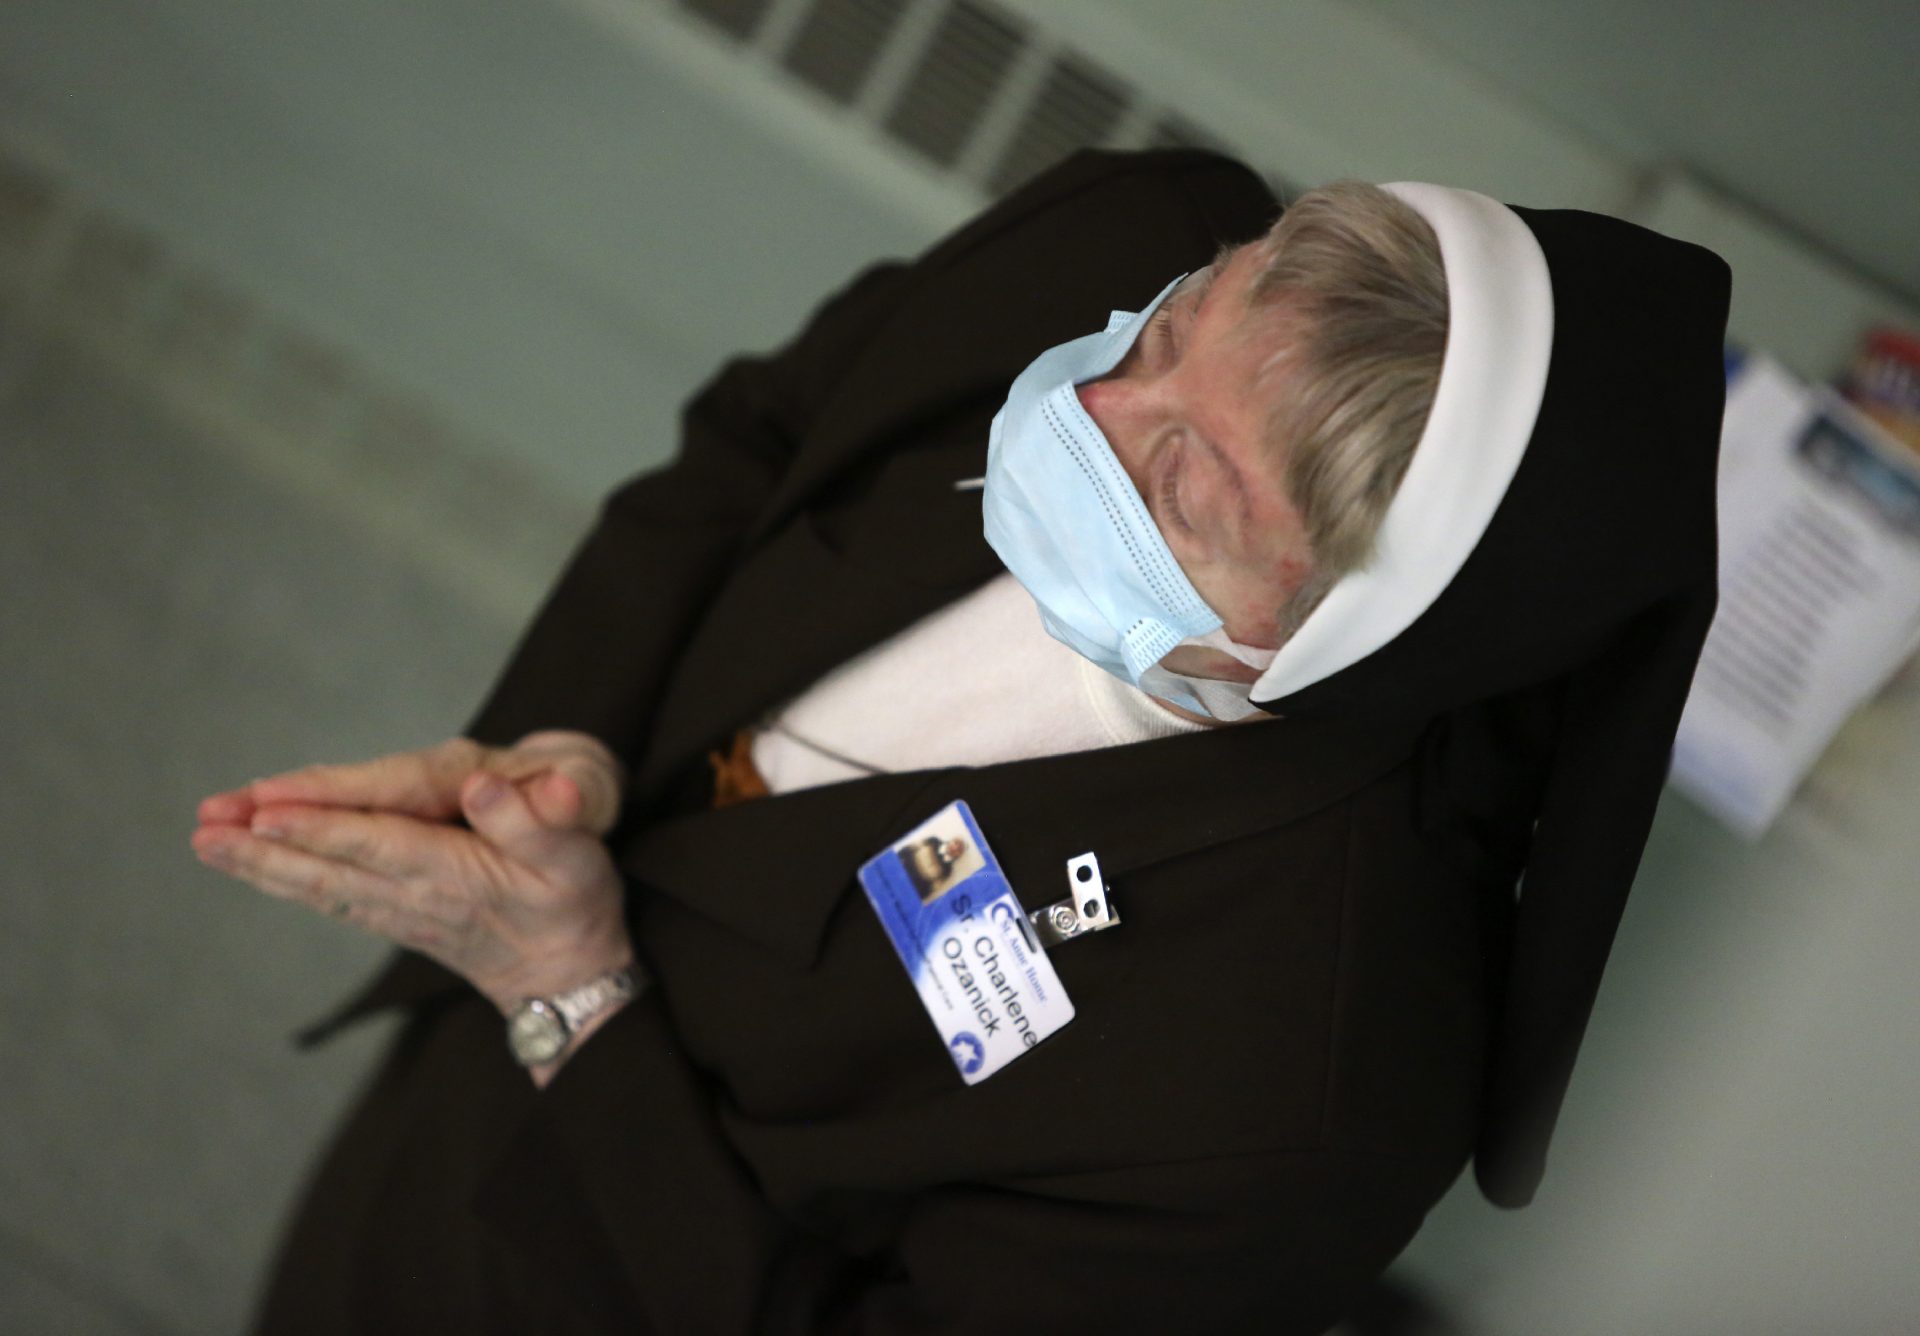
[251,148,1515,1335]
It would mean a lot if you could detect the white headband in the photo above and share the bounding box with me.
[1249,182,1556,704]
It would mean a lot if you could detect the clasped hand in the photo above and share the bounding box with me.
[192,731,634,1013]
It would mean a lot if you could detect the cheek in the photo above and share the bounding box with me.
[1192,552,1309,647]
[1189,568,1278,643]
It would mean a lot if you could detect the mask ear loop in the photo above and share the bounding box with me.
[1179,625,1279,672]
[1136,627,1281,722]
[1136,662,1265,723]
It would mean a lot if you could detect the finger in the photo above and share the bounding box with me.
[194,828,398,915]
[249,738,491,817]
[488,754,617,836]
[504,734,625,835]
[521,767,625,836]
[524,771,584,832]
[547,755,621,835]
[198,830,455,953]
[247,803,450,880]
[247,749,466,814]
[460,771,576,874]
[197,790,256,826]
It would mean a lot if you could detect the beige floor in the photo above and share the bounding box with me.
[0,306,584,1332]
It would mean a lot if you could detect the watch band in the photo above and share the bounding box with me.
[506,963,644,1067]
[550,963,642,1032]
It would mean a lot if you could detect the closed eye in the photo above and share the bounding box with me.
[1149,305,1178,353]
[1147,270,1206,365]
[1156,441,1191,534]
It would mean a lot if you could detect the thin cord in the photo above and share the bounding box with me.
[757,715,889,776]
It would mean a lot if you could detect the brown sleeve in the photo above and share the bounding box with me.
[479,990,1457,1335]
[455,254,916,773]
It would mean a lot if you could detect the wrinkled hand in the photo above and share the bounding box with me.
[196,730,627,838]
[192,733,633,1011]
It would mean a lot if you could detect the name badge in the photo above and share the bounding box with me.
[857,800,1074,1084]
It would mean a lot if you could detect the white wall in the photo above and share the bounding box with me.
[1353,0,1920,306]
[0,0,953,506]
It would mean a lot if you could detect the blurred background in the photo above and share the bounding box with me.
[3,1,1917,1331]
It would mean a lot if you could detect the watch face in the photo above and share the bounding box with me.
[508,1001,568,1065]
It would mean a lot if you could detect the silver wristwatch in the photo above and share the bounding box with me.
[505,963,642,1067]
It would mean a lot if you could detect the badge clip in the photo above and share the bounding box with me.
[1029,852,1119,949]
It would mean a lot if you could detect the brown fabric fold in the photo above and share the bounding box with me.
[707,727,769,809]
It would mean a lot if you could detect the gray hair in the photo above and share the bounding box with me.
[1237,180,1450,644]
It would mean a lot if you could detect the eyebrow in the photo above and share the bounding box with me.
[1184,247,1227,314]
[1191,239,1237,305]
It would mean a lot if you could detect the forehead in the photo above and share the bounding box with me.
[1189,245,1303,493]
[1206,243,1307,384]
[1201,241,1272,322]
[1189,238,1255,292]
[1174,248,1276,376]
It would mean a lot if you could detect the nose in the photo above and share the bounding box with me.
[1075,376,1153,498]
[1076,375,1119,425]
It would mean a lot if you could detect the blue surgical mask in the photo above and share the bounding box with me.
[982,274,1278,719]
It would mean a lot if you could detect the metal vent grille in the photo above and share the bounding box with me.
[679,0,774,42]
[987,51,1128,198]
[881,0,1027,169]
[781,0,909,105]
[667,0,1295,205]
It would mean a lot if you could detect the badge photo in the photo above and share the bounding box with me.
[857,800,1075,1085]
